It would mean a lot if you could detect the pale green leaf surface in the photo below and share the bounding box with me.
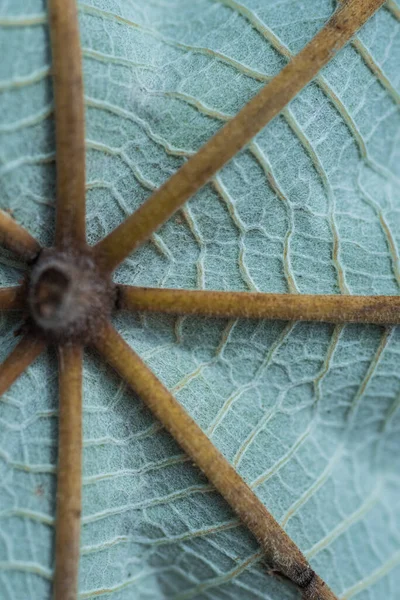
[0,1,400,599]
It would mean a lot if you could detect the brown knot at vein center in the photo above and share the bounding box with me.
[28,247,115,343]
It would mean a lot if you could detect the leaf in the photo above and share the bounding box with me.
[1,1,400,599]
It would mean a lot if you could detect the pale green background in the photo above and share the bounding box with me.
[0,0,399,598]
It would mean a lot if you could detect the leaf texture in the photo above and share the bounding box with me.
[0,1,399,599]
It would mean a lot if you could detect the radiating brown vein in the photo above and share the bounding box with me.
[54,345,83,600]
[94,0,385,273]
[118,286,400,325]
[0,210,41,261]
[218,0,393,169]
[0,2,393,600]
[48,0,86,248]
[0,286,25,310]
[0,336,46,396]
[93,322,338,600]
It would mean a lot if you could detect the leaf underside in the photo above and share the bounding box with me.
[0,1,399,599]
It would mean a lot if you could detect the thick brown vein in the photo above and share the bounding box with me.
[0,286,25,310]
[93,322,338,599]
[54,345,83,600]
[0,336,46,396]
[117,286,400,325]
[49,0,86,248]
[94,0,386,273]
[0,210,41,261]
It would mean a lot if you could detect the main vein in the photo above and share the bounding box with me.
[94,0,386,272]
